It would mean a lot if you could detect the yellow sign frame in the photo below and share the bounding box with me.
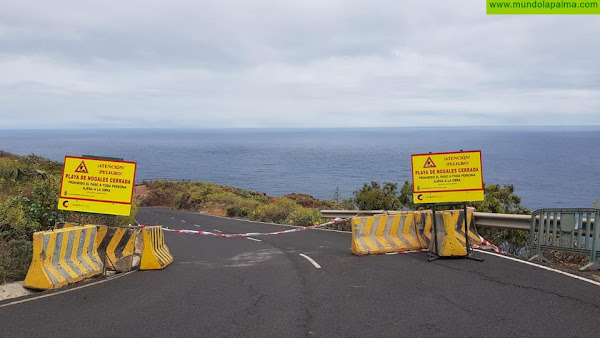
[411,150,484,204]
[58,156,137,216]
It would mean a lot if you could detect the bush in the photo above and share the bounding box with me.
[205,192,243,205]
[0,239,33,283]
[284,193,338,209]
[471,184,530,214]
[251,198,298,223]
[469,184,530,255]
[286,208,321,226]
[227,205,252,218]
[22,176,68,229]
[353,181,403,210]
[0,197,40,241]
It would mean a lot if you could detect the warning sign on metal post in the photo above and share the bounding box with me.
[411,150,484,204]
[58,156,137,216]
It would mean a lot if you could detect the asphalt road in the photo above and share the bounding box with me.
[1,207,600,337]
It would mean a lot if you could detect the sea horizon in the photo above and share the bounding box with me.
[1,126,598,211]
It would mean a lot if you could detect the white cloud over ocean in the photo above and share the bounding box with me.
[0,0,598,128]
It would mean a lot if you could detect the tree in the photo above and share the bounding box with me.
[469,184,530,254]
[470,184,530,214]
[332,187,340,204]
[353,181,402,210]
[398,180,414,210]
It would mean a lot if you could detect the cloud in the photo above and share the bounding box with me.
[0,0,598,128]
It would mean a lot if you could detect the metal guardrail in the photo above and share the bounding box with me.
[320,210,595,232]
[529,208,599,271]
[320,210,531,230]
[472,212,530,230]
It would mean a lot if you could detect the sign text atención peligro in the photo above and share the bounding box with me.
[411,150,484,204]
[58,156,137,216]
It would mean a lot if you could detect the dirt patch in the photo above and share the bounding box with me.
[199,207,227,217]
[530,251,600,282]
[134,184,150,201]
[283,193,337,209]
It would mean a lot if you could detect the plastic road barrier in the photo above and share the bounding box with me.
[352,209,484,256]
[429,210,468,257]
[54,222,78,230]
[140,226,174,270]
[351,213,425,255]
[413,210,433,248]
[96,225,138,272]
[24,225,103,290]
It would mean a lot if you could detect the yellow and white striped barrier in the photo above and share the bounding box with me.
[413,210,433,248]
[96,225,138,272]
[352,209,483,256]
[449,209,482,246]
[351,213,425,255]
[428,210,467,257]
[140,226,174,270]
[428,209,481,257]
[24,225,103,290]
[54,221,78,230]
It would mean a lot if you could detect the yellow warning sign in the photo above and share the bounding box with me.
[58,156,137,216]
[75,160,89,173]
[423,157,436,168]
[411,150,484,204]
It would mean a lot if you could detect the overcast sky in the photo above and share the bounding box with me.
[0,0,598,128]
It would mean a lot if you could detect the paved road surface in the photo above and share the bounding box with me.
[1,207,600,337]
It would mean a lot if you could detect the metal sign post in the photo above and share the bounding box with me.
[426,202,483,262]
[411,150,486,263]
[58,155,134,275]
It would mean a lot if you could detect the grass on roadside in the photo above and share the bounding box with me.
[140,180,329,227]
[0,151,137,283]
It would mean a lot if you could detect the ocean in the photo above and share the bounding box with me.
[0,127,598,211]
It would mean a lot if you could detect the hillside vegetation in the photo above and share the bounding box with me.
[1,149,537,283]
[140,180,333,226]
[0,151,136,283]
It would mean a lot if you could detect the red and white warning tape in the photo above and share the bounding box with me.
[139,218,344,238]
[139,217,504,255]
[472,235,504,254]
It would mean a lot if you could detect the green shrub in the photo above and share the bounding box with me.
[0,239,33,283]
[205,192,242,205]
[22,176,68,229]
[470,184,530,214]
[251,198,298,223]
[0,197,40,241]
[286,208,321,226]
[353,181,403,210]
[227,205,252,218]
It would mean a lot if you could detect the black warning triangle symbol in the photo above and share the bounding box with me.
[423,157,436,168]
[74,160,89,173]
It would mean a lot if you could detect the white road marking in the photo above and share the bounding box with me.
[473,249,600,287]
[193,224,201,228]
[181,220,186,223]
[170,217,175,219]
[213,229,223,233]
[299,254,321,269]
[145,209,600,286]
[246,237,262,242]
[0,271,135,308]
